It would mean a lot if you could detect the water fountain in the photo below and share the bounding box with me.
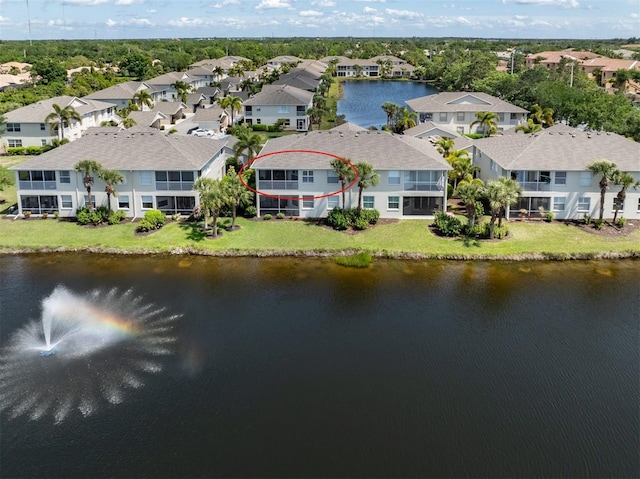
[0,286,181,424]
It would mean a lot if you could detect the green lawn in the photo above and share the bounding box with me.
[0,216,638,259]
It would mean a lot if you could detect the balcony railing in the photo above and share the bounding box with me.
[258,180,299,190]
[155,182,194,191]
[518,181,550,192]
[404,182,440,192]
[19,181,57,190]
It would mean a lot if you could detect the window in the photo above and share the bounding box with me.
[404,170,439,191]
[41,139,47,146]
[327,196,339,209]
[258,169,298,189]
[61,195,73,209]
[498,113,505,122]
[59,171,70,184]
[578,197,590,212]
[637,198,640,212]
[456,112,465,122]
[579,171,592,186]
[388,196,399,210]
[40,123,46,131]
[21,195,58,214]
[8,140,22,148]
[302,195,314,209]
[17,170,56,189]
[156,195,195,214]
[277,106,290,114]
[510,113,518,120]
[363,196,374,209]
[141,195,153,209]
[555,171,567,185]
[140,171,153,186]
[7,123,20,132]
[83,195,96,207]
[613,197,624,212]
[118,195,130,209]
[439,112,447,122]
[327,171,339,184]
[155,171,194,191]
[553,197,565,211]
[388,170,401,185]
[302,170,314,183]
[456,126,464,135]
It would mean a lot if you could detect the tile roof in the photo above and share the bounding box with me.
[406,92,528,113]
[243,84,314,106]
[474,124,640,171]
[255,129,451,171]
[10,129,235,171]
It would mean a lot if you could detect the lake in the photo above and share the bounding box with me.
[0,254,638,478]
[337,80,438,129]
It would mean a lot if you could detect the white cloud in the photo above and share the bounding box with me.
[146,9,157,13]
[255,0,292,9]
[385,8,424,20]
[211,0,240,7]
[63,0,109,5]
[631,12,639,17]
[353,0,386,2]
[363,6,377,13]
[311,0,336,6]
[168,17,204,27]
[106,18,118,26]
[115,0,145,5]
[503,0,580,7]
[299,10,323,16]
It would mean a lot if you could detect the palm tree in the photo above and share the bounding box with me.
[587,160,618,221]
[227,95,243,126]
[223,166,254,230]
[515,118,543,134]
[435,137,455,158]
[232,130,263,164]
[612,171,640,223]
[355,161,380,214]
[470,111,499,137]
[396,108,417,132]
[306,106,326,131]
[171,81,192,103]
[485,177,522,239]
[212,66,225,83]
[193,177,226,238]
[330,158,356,211]
[132,89,154,110]
[447,152,479,193]
[381,102,399,128]
[530,104,554,127]
[98,169,124,217]
[74,159,102,210]
[116,105,137,129]
[457,181,485,228]
[45,104,82,141]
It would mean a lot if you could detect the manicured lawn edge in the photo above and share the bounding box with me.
[1,217,639,261]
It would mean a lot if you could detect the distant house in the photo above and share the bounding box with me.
[473,124,640,220]
[2,96,118,149]
[9,127,237,218]
[252,125,451,219]
[127,110,168,130]
[525,50,600,69]
[191,105,228,132]
[242,84,314,131]
[405,92,528,135]
[333,55,413,78]
[151,101,187,125]
[83,81,160,110]
[266,55,302,69]
[146,72,203,103]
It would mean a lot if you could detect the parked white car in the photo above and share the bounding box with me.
[190,129,214,137]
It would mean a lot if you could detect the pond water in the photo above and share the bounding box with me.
[0,254,638,478]
[337,80,438,129]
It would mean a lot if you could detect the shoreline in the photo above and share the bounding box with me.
[1,246,638,262]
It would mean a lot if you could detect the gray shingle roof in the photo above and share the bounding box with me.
[243,84,314,106]
[4,96,115,123]
[152,101,187,115]
[255,130,451,171]
[83,81,149,101]
[11,129,235,171]
[406,92,528,114]
[128,110,167,126]
[146,71,195,86]
[474,124,640,171]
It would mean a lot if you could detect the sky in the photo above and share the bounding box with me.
[0,0,638,41]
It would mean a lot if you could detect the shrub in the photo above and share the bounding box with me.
[433,211,463,237]
[41,212,48,219]
[168,128,178,135]
[353,216,369,230]
[544,211,555,222]
[447,183,453,199]
[616,216,626,228]
[53,211,59,219]
[23,210,31,218]
[583,213,592,225]
[594,219,605,230]
[275,212,285,220]
[143,209,166,229]
[26,146,42,155]
[7,147,27,156]
[108,210,126,225]
[359,208,380,225]
[171,213,181,221]
[491,223,509,239]
[244,205,257,218]
[263,214,272,220]
[463,223,483,237]
[250,124,268,132]
[76,206,92,225]
[327,207,349,230]
[136,218,153,232]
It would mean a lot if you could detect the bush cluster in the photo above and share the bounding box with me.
[433,211,510,239]
[244,205,257,218]
[433,211,463,237]
[7,146,45,156]
[76,206,125,226]
[326,208,380,231]
[137,209,166,232]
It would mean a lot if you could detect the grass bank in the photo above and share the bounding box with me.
[0,216,638,260]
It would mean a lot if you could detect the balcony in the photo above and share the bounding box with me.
[518,181,551,192]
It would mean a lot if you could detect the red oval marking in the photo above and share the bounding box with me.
[238,149,358,201]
